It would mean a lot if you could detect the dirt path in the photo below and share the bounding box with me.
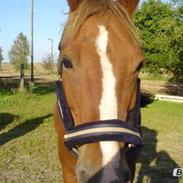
[141,80,183,96]
[1,63,183,95]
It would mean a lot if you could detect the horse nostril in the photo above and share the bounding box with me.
[77,168,90,183]
[77,167,131,183]
[77,167,103,183]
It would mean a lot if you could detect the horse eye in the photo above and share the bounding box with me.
[62,58,73,69]
[136,62,144,71]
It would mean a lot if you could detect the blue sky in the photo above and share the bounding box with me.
[0,0,170,63]
[0,0,68,63]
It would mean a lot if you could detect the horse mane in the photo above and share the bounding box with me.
[63,0,139,43]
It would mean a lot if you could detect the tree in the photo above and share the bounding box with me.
[0,47,3,70]
[170,0,183,79]
[9,33,30,70]
[134,0,183,81]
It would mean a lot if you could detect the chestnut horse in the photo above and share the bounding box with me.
[54,0,144,183]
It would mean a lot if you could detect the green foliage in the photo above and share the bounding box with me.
[134,0,183,81]
[9,33,30,70]
[0,47,3,70]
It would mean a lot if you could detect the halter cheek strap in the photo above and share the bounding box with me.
[56,80,74,130]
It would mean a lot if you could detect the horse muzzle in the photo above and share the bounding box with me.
[77,165,131,183]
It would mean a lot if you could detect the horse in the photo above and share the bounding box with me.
[54,0,144,183]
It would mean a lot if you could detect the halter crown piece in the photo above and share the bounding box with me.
[56,63,143,158]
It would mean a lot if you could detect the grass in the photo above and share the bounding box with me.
[0,82,62,183]
[140,72,183,84]
[0,82,183,183]
[135,101,183,183]
[139,72,171,82]
[0,63,57,76]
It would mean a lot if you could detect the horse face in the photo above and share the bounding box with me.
[58,1,144,182]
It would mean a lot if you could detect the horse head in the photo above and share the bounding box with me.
[55,0,144,182]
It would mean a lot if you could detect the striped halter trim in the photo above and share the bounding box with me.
[55,79,143,155]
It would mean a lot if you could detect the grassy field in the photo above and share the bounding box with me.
[0,63,57,76]
[0,82,62,183]
[0,82,183,183]
[135,100,183,183]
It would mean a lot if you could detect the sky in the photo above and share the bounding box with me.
[0,0,170,63]
[0,0,68,63]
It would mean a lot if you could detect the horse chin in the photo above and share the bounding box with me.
[77,169,131,183]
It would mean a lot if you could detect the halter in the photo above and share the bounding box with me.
[56,65,143,158]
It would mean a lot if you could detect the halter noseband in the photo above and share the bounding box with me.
[56,76,143,158]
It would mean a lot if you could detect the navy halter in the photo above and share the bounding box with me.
[55,77,143,158]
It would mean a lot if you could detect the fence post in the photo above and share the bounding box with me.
[19,64,25,93]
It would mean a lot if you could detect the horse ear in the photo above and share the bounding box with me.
[118,0,139,17]
[67,0,82,11]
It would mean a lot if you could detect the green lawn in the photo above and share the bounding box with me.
[0,83,62,183]
[135,101,183,183]
[0,82,183,183]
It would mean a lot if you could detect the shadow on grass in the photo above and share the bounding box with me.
[164,83,183,96]
[0,79,55,96]
[0,80,19,95]
[141,92,155,108]
[137,126,180,183]
[31,82,55,95]
[0,114,52,146]
[0,113,18,131]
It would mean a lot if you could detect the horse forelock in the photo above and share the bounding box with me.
[62,0,139,44]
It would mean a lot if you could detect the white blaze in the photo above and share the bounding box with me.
[96,25,119,167]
